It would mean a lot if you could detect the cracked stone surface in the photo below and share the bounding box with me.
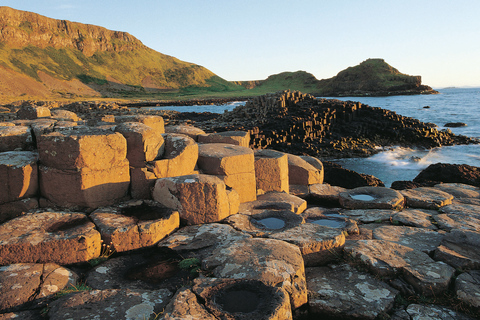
[256,192,307,215]
[307,183,347,205]
[372,225,445,253]
[340,209,396,223]
[0,263,78,312]
[0,211,101,265]
[202,237,307,309]
[345,240,455,296]
[159,287,216,320]
[47,288,172,320]
[433,214,480,232]
[306,264,398,319]
[439,203,480,219]
[400,304,476,320]
[455,270,480,309]
[434,183,480,198]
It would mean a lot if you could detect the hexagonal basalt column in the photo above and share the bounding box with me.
[339,186,405,210]
[0,151,38,205]
[198,143,256,203]
[254,149,289,193]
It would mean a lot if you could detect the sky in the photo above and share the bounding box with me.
[2,0,480,88]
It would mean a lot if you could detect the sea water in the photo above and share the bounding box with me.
[142,88,480,187]
[326,87,480,186]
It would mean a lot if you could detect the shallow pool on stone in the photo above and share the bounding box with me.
[255,217,286,229]
[308,219,347,228]
[350,194,376,201]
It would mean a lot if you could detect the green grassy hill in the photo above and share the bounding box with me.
[233,71,318,95]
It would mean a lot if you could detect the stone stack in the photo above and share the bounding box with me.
[37,127,130,209]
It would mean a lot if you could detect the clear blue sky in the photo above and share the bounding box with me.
[3,0,480,88]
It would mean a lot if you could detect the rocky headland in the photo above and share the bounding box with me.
[1,92,480,319]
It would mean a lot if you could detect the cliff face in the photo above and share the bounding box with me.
[0,6,233,100]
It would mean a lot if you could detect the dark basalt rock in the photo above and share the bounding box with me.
[413,163,480,187]
[445,122,467,127]
[323,161,384,189]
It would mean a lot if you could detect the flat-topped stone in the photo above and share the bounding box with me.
[0,151,38,205]
[0,212,101,265]
[254,149,289,193]
[434,183,480,198]
[16,105,51,120]
[433,214,480,232]
[307,183,347,205]
[115,115,165,135]
[47,288,172,320]
[287,154,322,185]
[149,133,198,178]
[306,264,398,319]
[268,222,346,266]
[372,225,445,253]
[159,287,216,320]
[399,304,476,320]
[340,208,396,223]
[37,127,127,171]
[50,109,81,122]
[439,203,480,218]
[158,223,251,261]
[455,270,480,309]
[400,187,454,209]
[299,155,324,184]
[115,122,165,167]
[0,126,33,152]
[198,143,256,202]
[238,192,305,216]
[301,207,359,235]
[202,237,307,309]
[165,124,206,141]
[434,229,480,270]
[339,186,405,210]
[153,174,238,225]
[392,209,438,229]
[345,240,455,296]
[198,130,250,147]
[0,198,38,224]
[257,192,307,214]
[0,263,78,313]
[90,200,180,252]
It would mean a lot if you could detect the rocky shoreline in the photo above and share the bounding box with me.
[1,94,480,319]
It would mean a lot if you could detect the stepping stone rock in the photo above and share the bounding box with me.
[455,198,480,206]
[37,127,127,171]
[0,151,38,205]
[0,263,78,313]
[192,278,292,320]
[434,183,480,198]
[340,209,396,223]
[254,149,289,193]
[16,105,51,120]
[115,122,165,167]
[149,133,198,178]
[400,187,454,209]
[165,124,206,141]
[158,223,251,260]
[0,126,33,152]
[198,130,250,147]
[268,223,346,266]
[392,209,438,229]
[434,229,480,270]
[159,287,216,320]
[50,109,81,122]
[439,203,480,219]
[455,270,480,309]
[401,304,476,320]
[307,183,347,205]
[302,207,359,235]
[287,154,322,185]
[115,115,165,135]
[0,212,101,265]
[257,192,307,214]
[0,198,38,224]
[372,225,445,253]
[434,213,480,233]
[153,174,238,225]
[202,237,307,309]
[90,200,180,252]
[47,288,172,320]
[224,210,304,237]
[198,143,256,203]
[306,264,398,319]
[345,240,455,296]
[339,186,404,210]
